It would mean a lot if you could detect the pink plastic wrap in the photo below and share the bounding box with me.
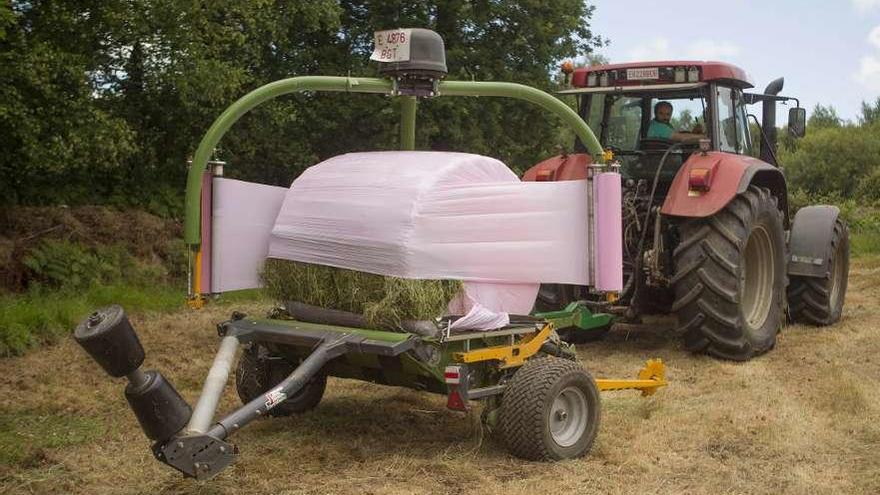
[269,152,590,286]
[592,171,623,291]
[199,171,213,293]
[208,151,623,329]
[211,178,288,292]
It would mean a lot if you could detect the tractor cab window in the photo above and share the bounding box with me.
[587,95,643,151]
[734,89,753,155]
[715,86,752,155]
[646,95,707,139]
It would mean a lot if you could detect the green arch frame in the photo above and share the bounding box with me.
[184,76,603,245]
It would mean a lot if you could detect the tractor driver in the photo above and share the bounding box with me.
[647,101,706,143]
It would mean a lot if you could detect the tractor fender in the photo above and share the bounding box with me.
[660,152,787,223]
[787,205,841,278]
[522,153,591,181]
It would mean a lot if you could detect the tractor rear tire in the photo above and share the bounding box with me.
[672,186,786,361]
[788,218,849,325]
[499,357,600,461]
[235,342,326,416]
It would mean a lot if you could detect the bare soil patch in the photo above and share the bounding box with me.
[1,257,878,494]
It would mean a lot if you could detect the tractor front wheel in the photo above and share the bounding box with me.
[672,186,787,361]
[499,357,600,460]
[788,218,849,325]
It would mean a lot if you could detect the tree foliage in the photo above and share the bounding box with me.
[1,1,604,208]
[781,119,880,198]
[807,103,841,129]
[860,97,880,126]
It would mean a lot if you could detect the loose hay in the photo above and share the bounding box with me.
[260,258,462,330]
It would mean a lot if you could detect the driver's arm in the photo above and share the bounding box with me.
[671,131,707,143]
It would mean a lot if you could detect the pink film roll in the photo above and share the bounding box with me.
[593,172,623,291]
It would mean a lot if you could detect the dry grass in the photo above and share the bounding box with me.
[1,257,879,494]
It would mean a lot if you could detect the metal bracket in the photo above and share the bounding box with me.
[594,359,668,396]
[154,434,237,480]
[452,324,552,368]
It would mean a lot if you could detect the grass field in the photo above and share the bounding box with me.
[0,256,878,494]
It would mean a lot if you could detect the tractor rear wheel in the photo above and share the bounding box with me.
[788,218,849,325]
[499,357,600,460]
[672,186,786,361]
[235,342,326,416]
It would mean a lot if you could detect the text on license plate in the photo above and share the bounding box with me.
[626,68,659,80]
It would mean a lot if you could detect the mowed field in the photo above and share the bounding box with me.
[1,256,878,495]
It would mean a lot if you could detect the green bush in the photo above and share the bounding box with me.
[856,168,880,203]
[2,236,191,356]
[788,189,880,256]
[0,284,183,357]
[22,240,109,290]
[782,124,880,198]
[21,239,178,290]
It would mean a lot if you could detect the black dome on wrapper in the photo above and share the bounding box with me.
[378,28,447,79]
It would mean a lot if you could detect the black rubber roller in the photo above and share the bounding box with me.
[74,305,145,377]
[125,370,192,442]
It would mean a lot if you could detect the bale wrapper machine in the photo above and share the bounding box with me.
[73,28,667,480]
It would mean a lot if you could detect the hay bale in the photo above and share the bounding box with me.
[261,258,462,330]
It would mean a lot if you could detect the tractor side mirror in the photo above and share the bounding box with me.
[788,107,806,138]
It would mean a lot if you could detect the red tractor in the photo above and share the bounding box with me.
[527,61,849,361]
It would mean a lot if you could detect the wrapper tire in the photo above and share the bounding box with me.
[74,305,145,377]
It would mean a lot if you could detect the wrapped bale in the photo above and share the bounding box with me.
[255,150,596,331]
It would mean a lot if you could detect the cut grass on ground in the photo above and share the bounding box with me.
[0,257,877,494]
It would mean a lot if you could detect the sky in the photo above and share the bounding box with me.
[590,0,880,123]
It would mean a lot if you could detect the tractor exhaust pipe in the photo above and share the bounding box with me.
[760,77,784,165]
[74,306,192,443]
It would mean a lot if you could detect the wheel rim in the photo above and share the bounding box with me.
[741,225,775,329]
[549,386,588,448]
[830,239,846,308]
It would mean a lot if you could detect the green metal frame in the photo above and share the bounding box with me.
[533,302,613,332]
[183,76,603,246]
[255,301,610,394]
[260,316,541,393]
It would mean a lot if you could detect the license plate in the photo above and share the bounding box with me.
[626,67,659,80]
[370,29,412,62]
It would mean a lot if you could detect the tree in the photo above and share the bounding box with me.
[1,1,606,206]
[782,124,880,197]
[807,103,841,129]
[860,97,880,126]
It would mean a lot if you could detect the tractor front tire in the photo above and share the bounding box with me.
[788,218,849,325]
[499,358,600,461]
[235,342,326,416]
[672,186,786,361]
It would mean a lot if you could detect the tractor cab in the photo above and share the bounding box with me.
[562,61,759,184]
